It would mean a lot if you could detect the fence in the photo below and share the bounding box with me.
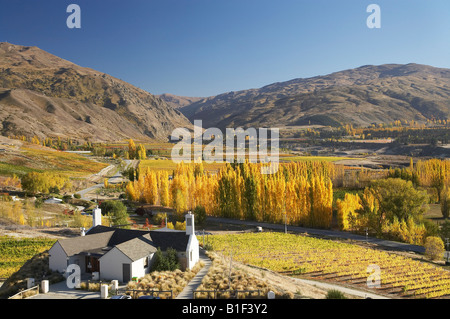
[8,285,40,299]
[193,289,262,299]
[116,288,173,299]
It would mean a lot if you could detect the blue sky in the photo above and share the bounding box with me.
[1,0,449,97]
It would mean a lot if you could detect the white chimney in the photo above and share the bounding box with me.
[93,206,102,227]
[185,211,194,235]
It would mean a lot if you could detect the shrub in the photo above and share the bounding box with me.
[175,221,186,230]
[153,213,167,226]
[424,236,445,260]
[73,193,81,199]
[151,248,180,272]
[196,251,290,299]
[326,289,348,299]
[34,197,43,208]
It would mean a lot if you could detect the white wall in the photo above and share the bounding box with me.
[100,249,155,282]
[131,254,154,279]
[186,234,199,270]
[48,242,68,273]
[99,247,132,282]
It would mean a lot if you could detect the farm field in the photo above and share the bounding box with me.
[281,155,357,163]
[208,232,450,299]
[0,142,109,179]
[139,158,225,173]
[0,236,56,279]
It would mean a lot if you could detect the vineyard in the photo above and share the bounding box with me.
[0,144,108,179]
[207,232,450,299]
[0,236,56,279]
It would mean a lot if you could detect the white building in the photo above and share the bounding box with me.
[48,211,200,283]
[44,197,63,204]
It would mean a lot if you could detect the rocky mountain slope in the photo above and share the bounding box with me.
[0,42,191,142]
[178,64,450,129]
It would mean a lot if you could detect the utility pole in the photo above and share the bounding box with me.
[284,212,287,234]
[445,238,450,265]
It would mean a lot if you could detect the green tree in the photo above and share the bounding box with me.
[151,247,180,271]
[369,178,429,223]
[100,200,129,228]
[193,205,207,228]
[166,247,180,270]
[151,248,169,271]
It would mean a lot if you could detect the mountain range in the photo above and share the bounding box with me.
[161,63,450,130]
[1,42,449,143]
[0,42,191,142]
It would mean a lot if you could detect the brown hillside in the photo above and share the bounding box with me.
[157,93,203,109]
[180,64,450,129]
[0,42,192,142]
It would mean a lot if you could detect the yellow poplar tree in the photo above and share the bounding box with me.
[336,193,362,231]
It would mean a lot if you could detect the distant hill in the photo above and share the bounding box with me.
[157,93,203,109]
[0,42,191,142]
[179,64,450,129]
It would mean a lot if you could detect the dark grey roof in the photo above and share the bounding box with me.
[149,230,190,252]
[57,226,190,259]
[87,225,150,246]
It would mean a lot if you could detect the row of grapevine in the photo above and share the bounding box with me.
[208,232,450,299]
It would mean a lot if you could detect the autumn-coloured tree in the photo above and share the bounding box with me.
[128,139,136,159]
[126,181,137,201]
[159,171,170,207]
[441,186,450,219]
[137,144,147,160]
[0,174,21,189]
[126,161,335,229]
[21,172,71,194]
[424,236,445,260]
[336,193,362,231]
